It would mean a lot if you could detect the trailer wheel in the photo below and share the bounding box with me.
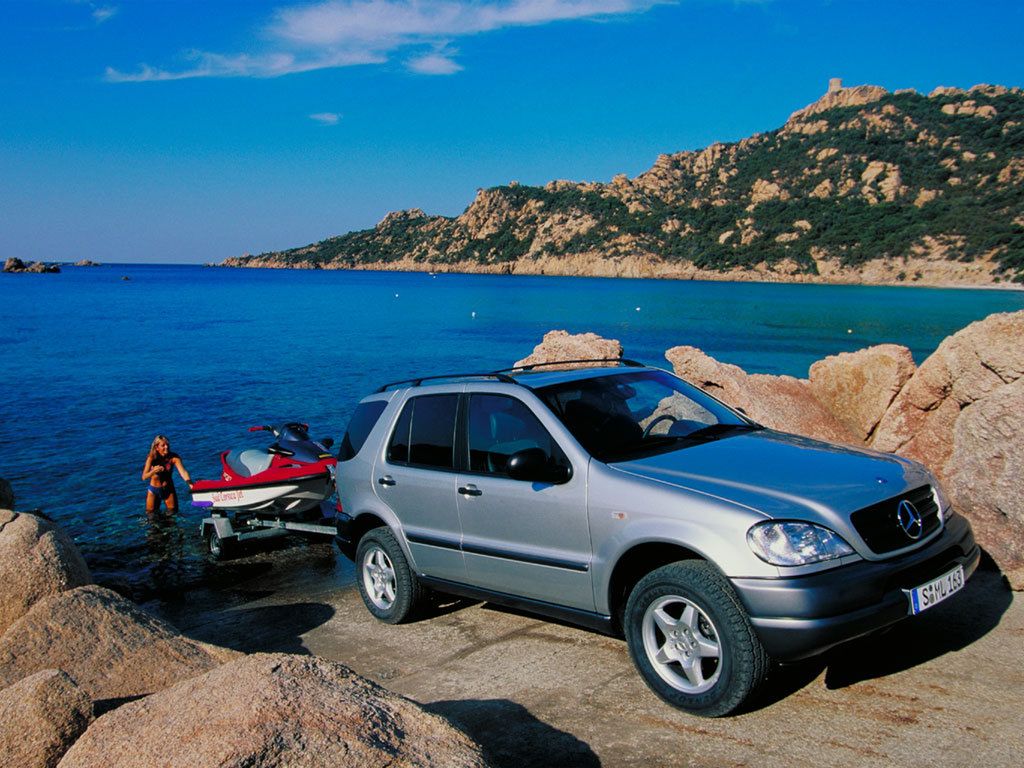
[205,528,234,560]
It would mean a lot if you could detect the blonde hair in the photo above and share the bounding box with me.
[148,434,170,462]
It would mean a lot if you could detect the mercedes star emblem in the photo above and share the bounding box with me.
[896,499,924,540]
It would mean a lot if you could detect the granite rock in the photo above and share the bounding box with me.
[666,345,857,444]
[947,378,1024,588]
[515,330,623,370]
[0,585,237,702]
[0,669,92,768]
[871,311,1024,473]
[0,511,91,636]
[809,344,916,442]
[59,653,489,768]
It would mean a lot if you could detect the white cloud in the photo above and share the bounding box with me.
[92,5,118,24]
[106,49,385,82]
[107,0,666,81]
[309,112,341,124]
[272,0,655,45]
[407,52,463,75]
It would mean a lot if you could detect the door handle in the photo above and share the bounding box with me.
[377,476,396,487]
[458,484,483,497]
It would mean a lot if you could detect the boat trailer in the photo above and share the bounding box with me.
[199,501,339,559]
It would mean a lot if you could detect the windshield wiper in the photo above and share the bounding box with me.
[601,422,762,461]
[683,422,762,441]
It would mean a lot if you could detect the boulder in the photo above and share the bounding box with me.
[59,653,489,768]
[0,476,13,508]
[0,511,92,636]
[809,344,916,442]
[871,311,1024,473]
[0,585,237,702]
[946,378,1024,588]
[868,311,1024,588]
[515,330,623,370]
[666,346,857,444]
[0,669,92,768]
[3,256,26,272]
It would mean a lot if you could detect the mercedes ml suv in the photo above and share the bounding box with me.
[336,360,979,716]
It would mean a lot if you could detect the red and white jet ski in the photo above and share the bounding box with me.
[191,423,336,516]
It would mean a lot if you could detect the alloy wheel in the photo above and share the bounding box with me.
[362,546,397,610]
[641,594,722,694]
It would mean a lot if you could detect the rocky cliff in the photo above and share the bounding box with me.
[226,81,1024,286]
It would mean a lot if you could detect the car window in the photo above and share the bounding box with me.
[387,394,459,470]
[338,400,387,461]
[467,394,566,477]
[538,370,753,462]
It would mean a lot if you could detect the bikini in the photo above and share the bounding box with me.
[148,454,178,500]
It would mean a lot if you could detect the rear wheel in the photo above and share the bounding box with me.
[355,528,422,623]
[624,561,768,717]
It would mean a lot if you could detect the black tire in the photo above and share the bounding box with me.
[206,530,235,561]
[355,528,422,624]
[624,561,769,717]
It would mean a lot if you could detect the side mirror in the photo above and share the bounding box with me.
[321,437,334,449]
[507,448,571,484]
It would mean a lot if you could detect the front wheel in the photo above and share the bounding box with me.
[624,561,769,717]
[355,528,422,623]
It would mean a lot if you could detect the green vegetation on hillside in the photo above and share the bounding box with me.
[240,86,1024,282]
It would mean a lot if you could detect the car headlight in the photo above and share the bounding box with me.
[747,521,854,566]
[932,481,952,523]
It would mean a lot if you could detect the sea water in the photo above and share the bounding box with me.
[1,264,1021,596]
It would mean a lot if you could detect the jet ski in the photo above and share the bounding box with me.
[191,423,337,517]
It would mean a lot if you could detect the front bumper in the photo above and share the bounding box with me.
[730,513,980,661]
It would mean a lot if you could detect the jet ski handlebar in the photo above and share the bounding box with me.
[248,423,311,438]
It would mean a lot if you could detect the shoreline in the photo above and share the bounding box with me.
[217,258,1024,292]
[151,557,1021,768]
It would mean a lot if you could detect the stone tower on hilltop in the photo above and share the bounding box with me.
[828,77,843,93]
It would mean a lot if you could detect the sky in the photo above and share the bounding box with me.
[1,0,1022,264]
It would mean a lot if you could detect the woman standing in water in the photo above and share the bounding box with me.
[142,435,193,512]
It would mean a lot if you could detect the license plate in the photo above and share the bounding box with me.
[907,565,965,615]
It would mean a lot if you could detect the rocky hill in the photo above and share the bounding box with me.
[226,80,1024,286]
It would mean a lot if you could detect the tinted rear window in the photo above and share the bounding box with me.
[338,400,388,461]
[387,394,459,470]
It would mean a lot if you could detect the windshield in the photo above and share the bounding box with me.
[537,369,759,462]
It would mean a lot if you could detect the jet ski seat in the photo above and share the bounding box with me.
[225,449,274,478]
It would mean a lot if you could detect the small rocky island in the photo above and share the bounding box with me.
[3,257,61,274]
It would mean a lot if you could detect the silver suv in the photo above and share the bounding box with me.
[337,361,979,716]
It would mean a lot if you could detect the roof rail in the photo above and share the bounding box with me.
[495,358,647,373]
[376,371,520,393]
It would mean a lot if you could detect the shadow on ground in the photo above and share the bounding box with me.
[823,563,1012,689]
[747,562,1013,708]
[428,699,601,768]
[181,601,336,654]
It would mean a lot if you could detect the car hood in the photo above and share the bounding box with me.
[610,429,930,521]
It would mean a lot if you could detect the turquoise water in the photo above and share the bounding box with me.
[2,264,1021,595]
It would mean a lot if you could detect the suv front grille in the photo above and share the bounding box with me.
[850,485,941,555]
